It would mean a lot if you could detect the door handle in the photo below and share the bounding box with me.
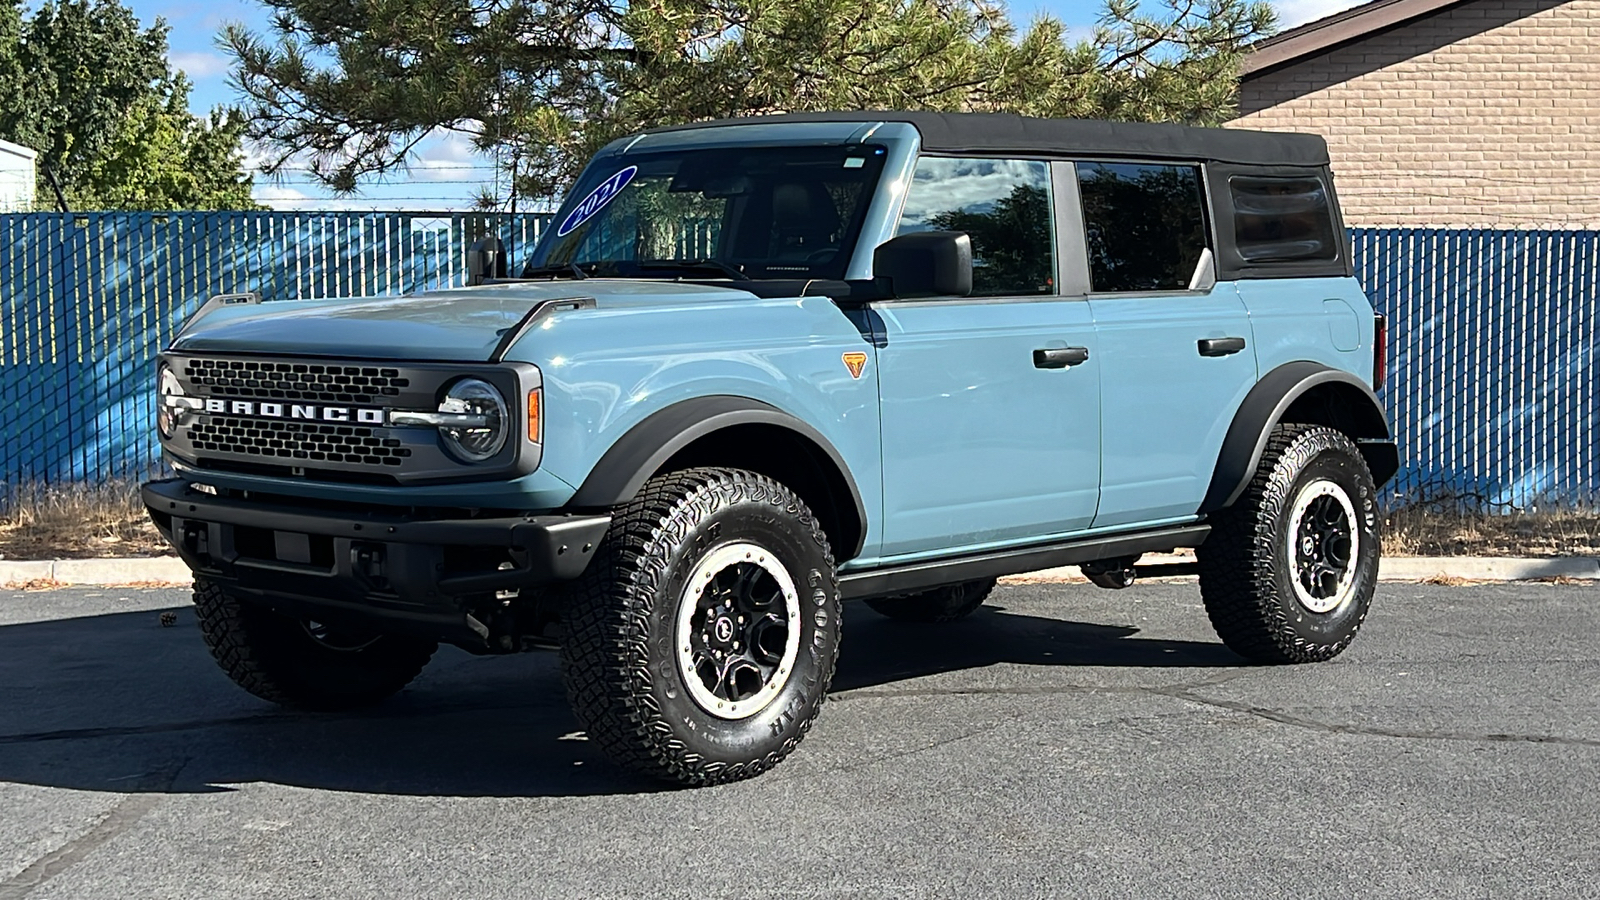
[1033,347,1090,369]
[1198,336,1247,357]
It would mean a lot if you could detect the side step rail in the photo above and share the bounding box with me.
[839,524,1210,600]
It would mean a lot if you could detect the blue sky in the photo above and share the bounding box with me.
[142,0,1361,211]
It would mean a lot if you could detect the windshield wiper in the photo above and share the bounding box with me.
[635,259,751,281]
[519,262,589,280]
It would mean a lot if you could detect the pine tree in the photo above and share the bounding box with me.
[225,0,1275,206]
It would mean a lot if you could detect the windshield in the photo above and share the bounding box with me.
[526,144,888,281]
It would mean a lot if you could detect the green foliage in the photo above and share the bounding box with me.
[0,0,259,210]
[0,2,22,110]
[226,0,1274,207]
[81,79,259,210]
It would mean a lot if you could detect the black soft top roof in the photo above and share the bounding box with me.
[644,111,1329,167]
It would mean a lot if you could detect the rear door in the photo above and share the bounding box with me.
[873,156,1101,561]
[1070,161,1259,530]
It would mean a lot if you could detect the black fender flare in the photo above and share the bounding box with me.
[1202,361,1396,514]
[567,395,869,558]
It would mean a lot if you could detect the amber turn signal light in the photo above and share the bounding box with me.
[528,388,542,442]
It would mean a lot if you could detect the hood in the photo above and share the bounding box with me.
[170,279,760,361]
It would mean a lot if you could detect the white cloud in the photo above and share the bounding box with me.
[171,51,232,80]
[1274,0,1367,29]
[252,184,318,209]
[241,141,274,174]
[408,131,496,184]
[244,128,495,210]
[251,182,483,212]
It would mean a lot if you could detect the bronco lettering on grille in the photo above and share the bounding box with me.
[200,398,384,424]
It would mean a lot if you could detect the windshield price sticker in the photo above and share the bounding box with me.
[556,166,639,237]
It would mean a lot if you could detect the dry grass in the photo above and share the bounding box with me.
[0,481,170,560]
[1418,573,1482,586]
[2,578,70,591]
[1383,506,1600,558]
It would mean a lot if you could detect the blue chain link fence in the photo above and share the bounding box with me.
[0,212,548,488]
[1,213,1595,510]
[1355,228,1598,510]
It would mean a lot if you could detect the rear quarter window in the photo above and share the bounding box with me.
[1229,175,1340,263]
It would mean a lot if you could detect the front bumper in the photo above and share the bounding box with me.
[143,479,610,644]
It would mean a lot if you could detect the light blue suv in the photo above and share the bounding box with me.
[144,112,1398,785]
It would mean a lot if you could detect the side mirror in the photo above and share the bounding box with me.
[467,237,507,286]
[872,232,972,299]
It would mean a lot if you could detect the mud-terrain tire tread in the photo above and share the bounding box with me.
[865,579,997,623]
[1196,424,1379,665]
[193,578,436,710]
[560,467,840,786]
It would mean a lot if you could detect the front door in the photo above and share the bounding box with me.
[874,156,1101,561]
[1071,161,1259,529]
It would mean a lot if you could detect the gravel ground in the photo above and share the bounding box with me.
[1,581,1597,899]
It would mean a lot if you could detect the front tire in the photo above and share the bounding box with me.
[1196,425,1380,664]
[193,579,437,710]
[560,468,842,785]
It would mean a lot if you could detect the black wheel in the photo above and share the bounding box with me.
[193,578,437,710]
[864,579,997,623]
[1197,424,1381,664]
[560,467,842,785]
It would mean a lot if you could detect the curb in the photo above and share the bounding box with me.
[2,554,1598,588]
[1377,556,1600,582]
[0,556,192,586]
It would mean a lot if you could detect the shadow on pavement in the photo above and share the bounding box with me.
[833,602,1239,692]
[0,594,1237,798]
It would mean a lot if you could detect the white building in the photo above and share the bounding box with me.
[0,139,38,212]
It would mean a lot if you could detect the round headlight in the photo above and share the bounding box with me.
[156,366,182,439]
[438,378,508,462]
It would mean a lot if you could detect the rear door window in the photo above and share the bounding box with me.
[1228,175,1340,262]
[896,158,1054,297]
[1076,162,1208,293]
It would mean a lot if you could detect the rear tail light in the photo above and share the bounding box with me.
[1373,313,1388,390]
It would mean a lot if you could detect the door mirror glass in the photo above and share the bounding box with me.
[873,232,973,298]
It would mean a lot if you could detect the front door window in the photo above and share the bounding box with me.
[897,157,1055,297]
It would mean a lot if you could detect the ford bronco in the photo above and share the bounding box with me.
[144,112,1397,785]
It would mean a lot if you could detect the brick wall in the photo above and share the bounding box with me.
[1233,0,1600,227]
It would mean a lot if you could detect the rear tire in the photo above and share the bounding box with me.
[193,578,437,710]
[864,579,997,623]
[1196,425,1380,664]
[560,468,842,786]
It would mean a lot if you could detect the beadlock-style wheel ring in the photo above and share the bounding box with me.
[674,541,802,721]
[1285,478,1360,614]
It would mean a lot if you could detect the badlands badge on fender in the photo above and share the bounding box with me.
[842,352,868,379]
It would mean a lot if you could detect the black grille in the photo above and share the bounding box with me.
[187,417,413,467]
[183,358,411,405]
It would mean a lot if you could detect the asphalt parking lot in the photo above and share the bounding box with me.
[2,580,1597,899]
